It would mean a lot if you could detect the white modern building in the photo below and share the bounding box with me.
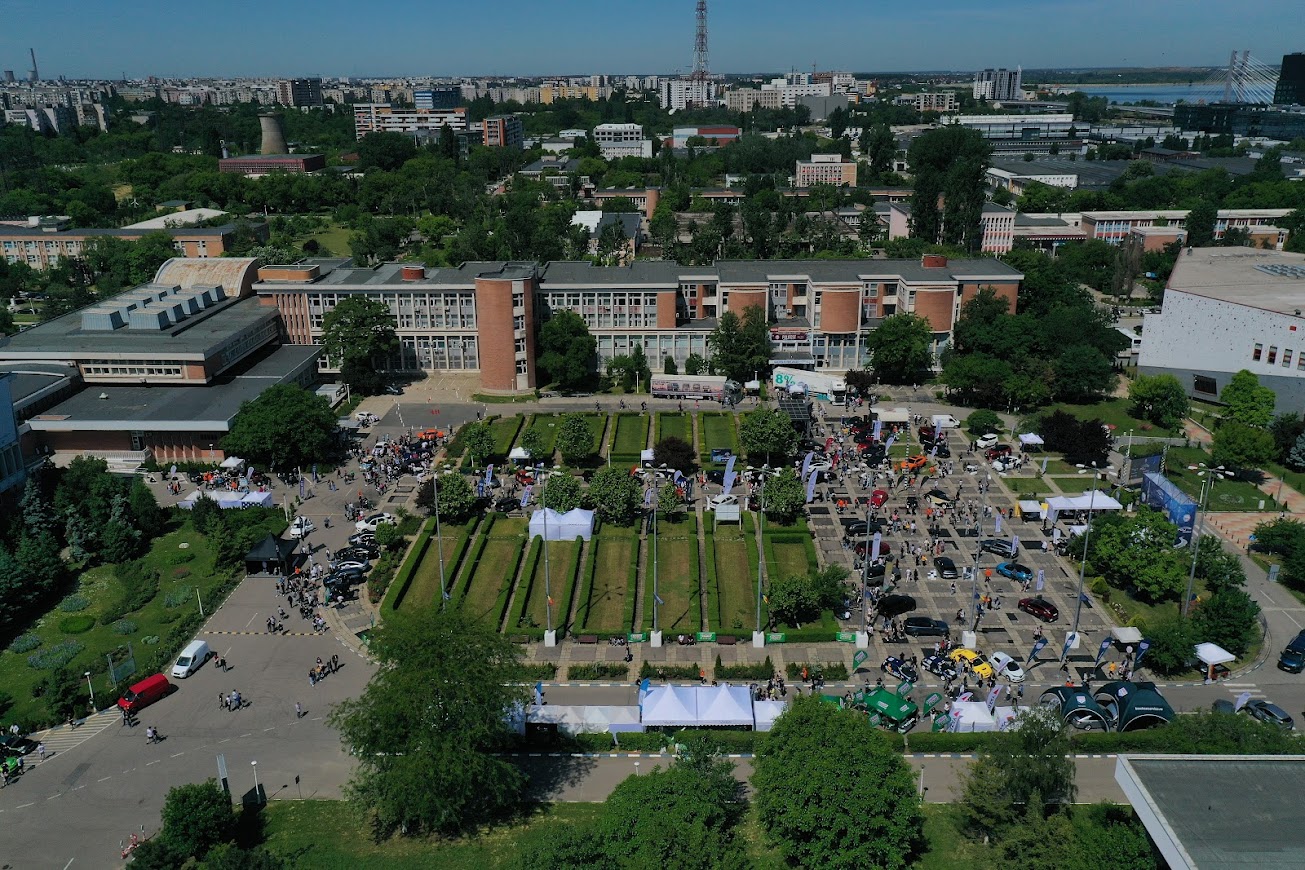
[592,123,653,160]
[659,78,716,111]
[973,67,1023,102]
[896,92,958,113]
[352,104,467,139]
[1138,248,1305,407]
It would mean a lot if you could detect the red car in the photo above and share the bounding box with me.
[918,424,936,442]
[870,489,889,507]
[1018,597,1059,622]
[985,445,1013,461]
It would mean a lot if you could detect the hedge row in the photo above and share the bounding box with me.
[641,661,700,680]
[715,654,775,681]
[567,663,630,680]
[455,516,494,600]
[561,537,590,637]
[489,536,527,632]
[702,522,721,631]
[785,662,850,680]
[510,537,585,641]
[383,518,435,612]
[621,537,641,635]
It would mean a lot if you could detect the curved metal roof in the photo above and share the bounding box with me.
[154,257,260,296]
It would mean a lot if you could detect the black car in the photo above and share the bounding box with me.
[933,442,952,459]
[1245,699,1295,731]
[980,538,1018,558]
[881,656,920,683]
[0,734,37,756]
[844,519,885,538]
[934,556,958,579]
[348,531,376,547]
[334,547,376,564]
[903,616,949,637]
[922,653,959,681]
[494,496,520,513]
[325,566,366,587]
[1278,630,1305,673]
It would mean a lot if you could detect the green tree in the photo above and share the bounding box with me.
[585,465,642,526]
[320,297,399,395]
[1142,613,1196,675]
[684,353,707,376]
[862,123,897,180]
[460,423,495,467]
[557,414,595,465]
[1128,373,1190,429]
[961,706,1076,838]
[1269,412,1305,464]
[1087,507,1188,602]
[222,385,338,470]
[540,472,584,511]
[753,695,923,869]
[868,314,933,384]
[19,477,55,536]
[99,493,143,563]
[1185,198,1217,248]
[1193,587,1260,657]
[1211,420,1277,471]
[1219,369,1275,428]
[1291,431,1305,470]
[663,355,678,375]
[708,307,770,383]
[966,409,1003,436]
[415,473,477,523]
[761,468,806,524]
[356,131,418,172]
[328,607,528,838]
[907,125,992,252]
[519,427,546,463]
[739,409,797,465]
[127,477,166,539]
[1053,345,1116,403]
[201,844,288,870]
[657,481,682,519]
[653,436,696,472]
[768,574,821,626]
[159,779,237,861]
[537,309,596,391]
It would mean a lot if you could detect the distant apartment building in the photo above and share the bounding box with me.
[659,78,716,111]
[943,113,1081,155]
[413,87,461,110]
[539,83,606,103]
[896,92,957,113]
[795,153,857,187]
[352,103,468,139]
[882,201,1016,254]
[1274,52,1305,105]
[761,73,832,109]
[592,123,653,159]
[276,78,323,107]
[973,67,1023,101]
[482,115,524,149]
[668,125,740,148]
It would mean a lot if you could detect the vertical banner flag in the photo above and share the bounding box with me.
[1036,569,1045,592]
[806,470,819,504]
[986,684,1002,712]
[852,650,869,671]
[896,680,914,698]
[1061,631,1078,661]
[534,683,544,706]
[1094,637,1114,667]
[1134,639,1152,669]
[1011,535,1019,557]
[722,454,737,493]
[644,486,654,506]
[870,532,882,562]
[930,442,938,457]
[1042,457,1049,474]
[801,451,814,481]
[1026,637,1050,664]
[922,692,943,714]
[872,419,882,440]
[994,514,1003,535]
[298,477,306,499]
[885,434,896,452]
[1234,691,1252,712]
[484,464,494,484]
[640,677,651,695]
[932,712,952,732]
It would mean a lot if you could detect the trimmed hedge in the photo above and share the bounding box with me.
[58,615,95,635]
[513,664,558,680]
[567,663,631,681]
[785,662,849,680]
[715,654,775,681]
[456,515,495,599]
[383,517,435,612]
[702,522,721,630]
[621,537,641,635]
[561,537,590,637]
[641,661,700,680]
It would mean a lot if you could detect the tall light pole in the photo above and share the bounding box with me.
[755,471,768,646]
[1068,462,1115,652]
[651,481,660,640]
[432,474,447,609]
[84,671,95,712]
[250,760,260,803]
[1184,464,1226,618]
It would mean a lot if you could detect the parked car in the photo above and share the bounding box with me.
[844,519,884,538]
[1018,596,1059,622]
[707,493,739,510]
[288,517,316,538]
[335,546,377,563]
[995,562,1034,584]
[918,424,936,443]
[980,538,1018,558]
[881,655,920,683]
[988,651,1027,683]
[922,653,959,680]
[870,489,889,508]
[975,433,1000,450]
[807,460,833,474]
[985,445,1013,461]
[1277,630,1305,673]
[348,531,376,547]
[332,559,370,573]
[0,734,37,756]
[934,556,959,579]
[901,454,929,472]
[903,616,949,637]
[925,488,954,507]
[1244,699,1295,731]
[933,441,952,459]
[948,648,995,680]
[354,512,397,532]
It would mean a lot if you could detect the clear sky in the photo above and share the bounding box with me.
[2,0,1300,79]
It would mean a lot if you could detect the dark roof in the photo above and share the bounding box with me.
[542,260,682,286]
[1014,213,1075,227]
[245,534,298,563]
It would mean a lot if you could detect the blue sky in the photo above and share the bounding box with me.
[3,0,1301,78]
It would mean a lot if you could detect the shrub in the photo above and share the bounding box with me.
[172,567,192,580]
[640,661,700,680]
[566,663,631,681]
[58,594,92,613]
[164,586,194,608]
[100,562,161,624]
[513,664,558,680]
[112,619,138,635]
[785,662,850,680]
[715,654,775,681]
[169,549,196,565]
[26,640,85,670]
[58,615,95,635]
[9,634,42,654]
[1089,576,1111,602]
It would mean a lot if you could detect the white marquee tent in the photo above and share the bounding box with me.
[752,699,789,732]
[1046,490,1123,522]
[641,685,698,727]
[528,508,595,541]
[527,705,643,735]
[695,684,754,727]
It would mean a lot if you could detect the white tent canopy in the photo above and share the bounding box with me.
[949,701,999,732]
[1018,433,1044,446]
[695,685,753,726]
[527,705,642,735]
[641,685,698,727]
[220,456,245,470]
[1194,642,1235,667]
[508,446,531,461]
[1017,499,1044,519]
[1112,626,1143,644]
[640,448,655,464]
[1047,490,1123,524]
[241,491,273,508]
[752,699,788,732]
[528,508,594,541]
[871,406,910,423]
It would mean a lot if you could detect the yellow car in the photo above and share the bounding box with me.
[948,648,995,680]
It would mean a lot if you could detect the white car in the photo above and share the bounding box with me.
[988,651,1026,683]
[354,512,396,532]
[975,434,1000,450]
[333,559,370,572]
[289,517,316,538]
[706,493,738,510]
[807,460,833,474]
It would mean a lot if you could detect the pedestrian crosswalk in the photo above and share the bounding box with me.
[28,708,120,755]
[202,629,319,637]
[1223,682,1266,700]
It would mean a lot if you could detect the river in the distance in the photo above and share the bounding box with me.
[1052,83,1211,105]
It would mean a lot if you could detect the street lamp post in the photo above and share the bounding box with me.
[650,480,662,647]
[250,760,261,803]
[432,474,447,609]
[1184,465,1226,618]
[541,469,555,646]
[970,472,990,632]
[84,671,95,712]
[1068,462,1115,655]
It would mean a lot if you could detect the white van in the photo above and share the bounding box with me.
[171,640,212,679]
[932,414,961,430]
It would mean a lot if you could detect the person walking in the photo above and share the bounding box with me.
[36,742,46,761]
[295,702,304,719]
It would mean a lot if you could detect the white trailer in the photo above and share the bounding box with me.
[771,367,846,402]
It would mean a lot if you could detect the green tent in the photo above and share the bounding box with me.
[1093,681,1175,731]
[863,688,920,733]
[1039,686,1112,732]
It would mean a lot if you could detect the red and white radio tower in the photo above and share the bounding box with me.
[691,0,709,104]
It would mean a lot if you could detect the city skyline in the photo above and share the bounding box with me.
[0,0,1300,80]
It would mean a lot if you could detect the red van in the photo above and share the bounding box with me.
[117,673,172,714]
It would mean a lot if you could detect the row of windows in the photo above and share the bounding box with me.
[1251,343,1305,370]
[596,333,711,362]
[82,361,186,377]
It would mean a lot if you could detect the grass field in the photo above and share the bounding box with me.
[768,539,812,580]
[577,528,638,632]
[713,515,761,633]
[1047,398,1174,436]
[611,413,650,460]
[398,522,470,611]
[1002,477,1054,497]
[521,414,564,459]
[699,412,739,465]
[518,540,580,631]
[643,514,700,632]
[487,417,523,460]
[459,517,526,627]
[656,412,691,445]
[305,222,354,258]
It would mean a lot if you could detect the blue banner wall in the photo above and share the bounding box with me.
[1141,471,1197,547]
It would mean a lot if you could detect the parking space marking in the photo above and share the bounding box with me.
[170,753,185,758]
[97,777,111,782]
[16,802,34,808]
[145,760,160,766]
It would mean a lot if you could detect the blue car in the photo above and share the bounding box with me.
[995,562,1034,583]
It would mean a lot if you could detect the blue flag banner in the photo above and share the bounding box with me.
[1036,569,1045,592]
[872,419,882,440]
[484,464,494,484]
[644,487,654,506]
[640,677,651,694]
[1026,637,1050,664]
[1061,631,1078,661]
[885,434,896,451]
[801,451,814,481]
[870,531,882,562]
[930,442,937,457]
[1094,637,1114,667]
[534,682,544,706]
[1135,639,1152,669]
[654,593,664,606]
[805,469,819,504]
[1042,457,1049,474]
[1011,535,1019,557]
[994,514,1002,534]
[299,477,305,498]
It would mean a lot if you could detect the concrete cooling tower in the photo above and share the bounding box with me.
[258,114,288,155]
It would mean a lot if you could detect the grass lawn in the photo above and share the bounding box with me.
[1040,458,1081,474]
[578,528,637,632]
[519,540,579,631]
[522,414,563,459]
[1162,447,1280,511]
[644,514,700,632]
[398,522,469,612]
[656,412,692,445]
[714,515,761,633]
[1000,477,1054,497]
[0,516,243,727]
[459,518,526,628]
[1267,461,1305,497]
[260,800,603,870]
[304,222,353,258]
[1047,398,1175,436]
[1047,476,1097,494]
[487,416,524,460]
[611,413,650,459]
[699,412,739,467]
